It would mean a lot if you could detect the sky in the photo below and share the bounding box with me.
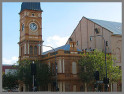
[2,2,122,65]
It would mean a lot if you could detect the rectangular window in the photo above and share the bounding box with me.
[95,28,100,34]
[90,37,92,41]
[65,83,71,91]
[73,85,76,91]
[58,59,62,73]
[77,41,78,45]
[106,41,108,46]
[72,62,77,74]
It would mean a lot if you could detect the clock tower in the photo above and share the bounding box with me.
[18,2,43,60]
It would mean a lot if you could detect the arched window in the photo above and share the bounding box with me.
[72,62,77,74]
[34,46,37,55]
[30,46,33,55]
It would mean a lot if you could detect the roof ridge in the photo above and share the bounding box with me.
[86,17,121,23]
[84,17,122,35]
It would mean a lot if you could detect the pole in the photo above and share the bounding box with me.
[104,39,108,91]
[32,61,35,92]
[33,75,34,91]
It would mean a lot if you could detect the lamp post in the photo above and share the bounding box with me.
[31,61,36,92]
[38,43,58,91]
[90,35,108,91]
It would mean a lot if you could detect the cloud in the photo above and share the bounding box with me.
[3,56,18,65]
[43,35,69,52]
[3,35,69,64]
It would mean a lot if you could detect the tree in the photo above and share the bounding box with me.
[35,61,52,91]
[15,60,52,91]
[78,49,122,91]
[2,72,18,91]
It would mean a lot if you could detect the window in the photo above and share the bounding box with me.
[90,37,92,41]
[30,46,33,55]
[58,59,62,73]
[72,62,77,74]
[77,41,78,45]
[94,28,100,34]
[32,13,34,16]
[34,46,37,55]
[106,41,108,46]
[22,46,24,56]
[73,85,76,91]
[115,48,121,62]
[65,83,71,91]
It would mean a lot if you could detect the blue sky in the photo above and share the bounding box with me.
[2,2,122,65]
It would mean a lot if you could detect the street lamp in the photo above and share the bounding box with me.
[90,35,108,91]
[38,43,58,91]
[31,61,36,91]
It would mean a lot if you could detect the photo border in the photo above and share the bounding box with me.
[0,0,123,94]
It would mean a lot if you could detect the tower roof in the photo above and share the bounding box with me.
[20,2,42,13]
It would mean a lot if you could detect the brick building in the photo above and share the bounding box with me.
[2,65,17,75]
[18,2,122,92]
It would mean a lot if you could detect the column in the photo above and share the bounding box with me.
[58,81,62,92]
[24,43,26,54]
[28,42,29,54]
[39,45,40,55]
[63,81,65,92]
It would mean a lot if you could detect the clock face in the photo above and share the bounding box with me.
[22,24,24,31]
[30,23,37,31]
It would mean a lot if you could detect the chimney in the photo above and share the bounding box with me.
[69,38,77,51]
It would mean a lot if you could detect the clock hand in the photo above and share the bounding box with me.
[31,24,33,28]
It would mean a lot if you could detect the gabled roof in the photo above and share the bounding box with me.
[86,17,122,35]
[42,44,81,55]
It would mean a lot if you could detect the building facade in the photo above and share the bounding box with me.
[66,17,122,91]
[2,65,17,75]
[18,2,122,92]
[66,17,122,66]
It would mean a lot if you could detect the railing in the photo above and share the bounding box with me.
[42,50,84,59]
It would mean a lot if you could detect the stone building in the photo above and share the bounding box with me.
[66,17,122,66]
[18,2,122,92]
[66,17,122,91]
